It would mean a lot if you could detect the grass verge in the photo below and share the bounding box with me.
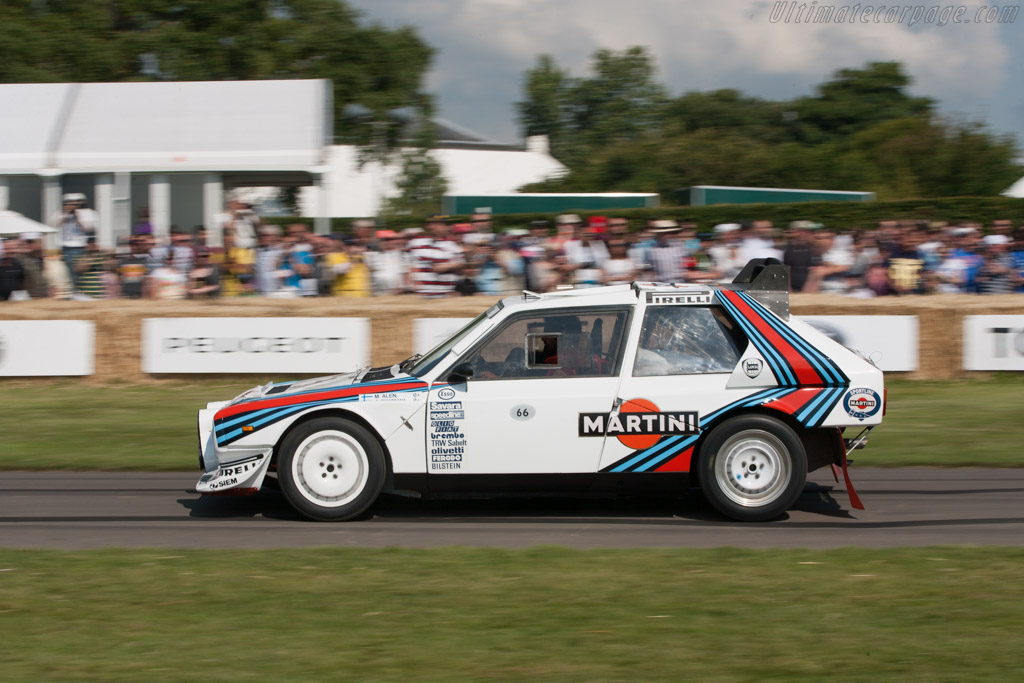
[1,547,1023,681]
[1,376,1023,470]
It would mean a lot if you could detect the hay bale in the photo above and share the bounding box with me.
[3,293,1023,383]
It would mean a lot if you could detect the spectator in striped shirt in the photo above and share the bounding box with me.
[406,215,464,297]
[647,220,688,283]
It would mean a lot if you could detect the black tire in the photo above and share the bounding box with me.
[697,415,807,522]
[277,417,386,522]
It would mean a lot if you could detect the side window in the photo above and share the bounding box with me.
[633,306,746,376]
[463,309,629,380]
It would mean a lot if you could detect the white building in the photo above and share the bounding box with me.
[0,79,332,247]
[1,79,566,245]
[300,122,567,218]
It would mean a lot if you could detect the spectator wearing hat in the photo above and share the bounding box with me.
[647,220,687,283]
[406,215,463,297]
[51,193,98,293]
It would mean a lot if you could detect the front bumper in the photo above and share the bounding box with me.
[196,403,273,494]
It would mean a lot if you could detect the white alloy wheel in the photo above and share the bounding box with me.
[277,417,386,522]
[698,414,807,522]
[714,429,791,508]
[291,430,370,508]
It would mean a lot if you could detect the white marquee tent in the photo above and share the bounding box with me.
[0,80,332,246]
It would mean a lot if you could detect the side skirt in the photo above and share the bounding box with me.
[391,472,693,499]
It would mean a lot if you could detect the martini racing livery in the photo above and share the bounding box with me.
[196,259,885,522]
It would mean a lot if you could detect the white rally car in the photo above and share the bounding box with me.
[196,259,884,522]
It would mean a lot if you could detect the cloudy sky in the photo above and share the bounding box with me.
[347,0,1022,149]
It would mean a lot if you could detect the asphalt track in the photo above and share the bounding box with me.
[1,468,1022,549]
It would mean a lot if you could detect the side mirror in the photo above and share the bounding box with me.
[446,362,474,384]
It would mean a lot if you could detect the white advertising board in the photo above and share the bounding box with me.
[0,320,94,376]
[415,315,919,372]
[414,318,474,355]
[963,316,1024,370]
[797,316,918,372]
[142,318,370,374]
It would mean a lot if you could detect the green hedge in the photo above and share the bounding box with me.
[264,195,1024,234]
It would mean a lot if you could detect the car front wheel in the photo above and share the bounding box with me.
[277,417,385,521]
[698,415,807,522]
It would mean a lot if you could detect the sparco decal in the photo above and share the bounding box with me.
[162,337,346,353]
[579,411,698,437]
[844,388,881,420]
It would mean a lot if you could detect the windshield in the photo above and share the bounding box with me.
[407,311,490,377]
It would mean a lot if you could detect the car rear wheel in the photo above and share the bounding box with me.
[277,417,385,521]
[698,415,807,522]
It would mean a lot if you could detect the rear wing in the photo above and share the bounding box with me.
[720,258,791,320]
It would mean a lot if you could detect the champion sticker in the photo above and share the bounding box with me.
[844,388,881,420]
[743,358,763,378]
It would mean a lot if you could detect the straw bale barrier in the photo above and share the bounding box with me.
[3,294,1024,383]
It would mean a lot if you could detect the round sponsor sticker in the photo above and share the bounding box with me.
[743,358,763,378]
[844,388,881,420]
[437,387,456,400]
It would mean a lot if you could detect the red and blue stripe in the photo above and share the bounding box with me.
[214,378,428,447]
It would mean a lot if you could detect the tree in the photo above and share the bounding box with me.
[385,148,448,217]
[517,46,667,166]
[793,62,934,142]
[517,54,1021,200]
[0,0,435,142]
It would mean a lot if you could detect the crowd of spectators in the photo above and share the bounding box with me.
[2,195,1024,302]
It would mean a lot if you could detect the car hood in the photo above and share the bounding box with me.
[226,365,420,406]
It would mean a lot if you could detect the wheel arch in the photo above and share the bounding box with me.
[691,407,807,487]
[271,408,394,481]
